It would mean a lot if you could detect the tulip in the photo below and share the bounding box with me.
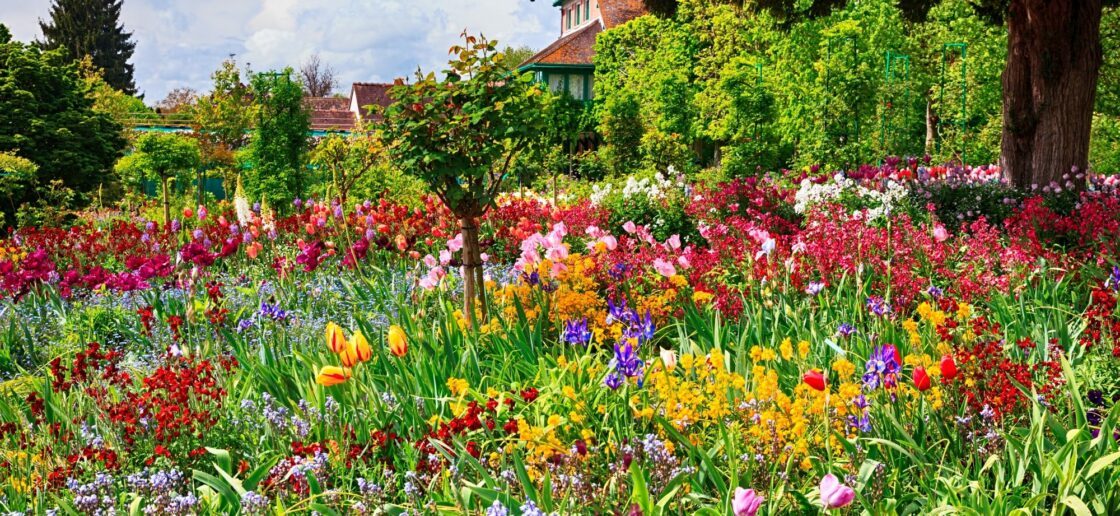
[820,473,855,510]
[326,322,347,354]
[803,369,827,391]
[388,325,408,357]
[914,366,931,391]
[732,487,763,516]
[659,348,677,370]
[316,366,351,387]
[940,354,957,381]
[351,330,372,363]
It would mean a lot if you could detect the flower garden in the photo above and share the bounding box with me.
[1,162,1120,514]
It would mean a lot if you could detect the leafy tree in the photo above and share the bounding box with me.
[247,68,309,206]
[38,0,138,95]
[116,132,200,224]
[193,58,256,188]
[77,55,151,140]
[310,130,384,202]
[381,34,549,326]
[498,45,537,70]
[0,34,125,208]
[156,88,198,114]
[0,151,38,221]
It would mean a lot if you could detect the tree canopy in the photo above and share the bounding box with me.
[38,0,138,95]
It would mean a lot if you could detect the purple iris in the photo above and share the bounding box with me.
[836,323,856,338]
[604,372,623,390]
[612,342,644,378]
[862,345,900,391]
[1110,266,1120,291]
[866,296,891,317]
[848,413,872,433]
[623,311,655,344]
[563,318,592,345]
[927,285,944,298]
[259,301,289,321]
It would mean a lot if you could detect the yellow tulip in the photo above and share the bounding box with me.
[339,339,360,367]
[388,325,407,357]
[351,331,372,363]
[316,366,351,386]
[326,322,347,354]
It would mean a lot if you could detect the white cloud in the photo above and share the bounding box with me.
[1,0,558,101]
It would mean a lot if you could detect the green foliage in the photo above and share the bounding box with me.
[382,34,549,219]
[1090,113,1120,174]
[247,68,309,207]
[116,132,200,222]
[592,0,1009,173]
[310,131,395,202]
[37,0,137,94]
[0,36,125,208]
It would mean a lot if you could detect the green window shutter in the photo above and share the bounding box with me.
[584,1,589,21]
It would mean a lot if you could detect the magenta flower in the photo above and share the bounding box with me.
[732,487,763,516]
[820,473,855,510]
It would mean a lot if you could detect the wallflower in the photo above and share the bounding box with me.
[780,338,794,360]
[447,377,469,396]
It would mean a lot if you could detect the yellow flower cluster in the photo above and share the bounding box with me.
[642,348,747,429]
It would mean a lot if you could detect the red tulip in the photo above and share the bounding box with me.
[914,366,932,391]
[940,355,957,381]
[803,369,827,391]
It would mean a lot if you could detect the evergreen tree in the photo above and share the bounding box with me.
[39,0,138,95]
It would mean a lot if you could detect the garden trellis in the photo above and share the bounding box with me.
[879,50,911,161]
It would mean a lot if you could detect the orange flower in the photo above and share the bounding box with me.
[388,325,407,357]
[340,331,372,367]
[316,366,351,386]
[326,322,347,354]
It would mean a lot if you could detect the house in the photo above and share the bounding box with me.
[519,0,647,101]
[305,82,396,133]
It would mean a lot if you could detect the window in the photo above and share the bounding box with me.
[548,74,565,94]
[586,74,595,99]
[566,8,572,29]
[584,0,590,22]
[568,74,585,100]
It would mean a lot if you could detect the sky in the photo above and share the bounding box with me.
[1,0,559,102]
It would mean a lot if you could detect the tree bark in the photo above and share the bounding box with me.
[459,217,487,328]
[1000,0,1103,190]
[161,175,171,226]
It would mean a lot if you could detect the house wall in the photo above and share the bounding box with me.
[560,0,601,36]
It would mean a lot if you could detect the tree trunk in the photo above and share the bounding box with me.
[925,96,936,154]
[161,175,172,226]
[1000,0,1103,190]
[459,217,486,328]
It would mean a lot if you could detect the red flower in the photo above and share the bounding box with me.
[913,366,932,391]
[803,369,826,391]
[940,355,957,381]
[520,388,539,403]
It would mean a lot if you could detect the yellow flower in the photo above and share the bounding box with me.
[340,330,372,367]
[388,325,408,357]
[692,290,713,305]
[447,377,469,396]
[779,338,793,360]
[547,414,563,427]
[798,340,810,358]
[831,358,855,378]
[325,322,347,354]
[316,366,351,386]
[563,386,576,399]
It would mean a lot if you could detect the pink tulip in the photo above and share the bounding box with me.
[820,473,855,509]
[933,224,949,242]
[447,233,463,253]
[732,487,764,516]
[653,258,677,278]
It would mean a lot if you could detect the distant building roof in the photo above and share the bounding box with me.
[350,82,395,121]
[600,0,647,29]
[306,97,349,112]
[521,0,647,70]
[521,21,601,67]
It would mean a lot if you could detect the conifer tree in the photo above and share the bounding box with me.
[39,0,138,95]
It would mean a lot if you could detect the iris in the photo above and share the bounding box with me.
[562,318,592,345]
[862,345,900,390]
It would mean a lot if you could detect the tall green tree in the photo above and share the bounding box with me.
[193,58,256,196]
[247,68,309,206]
[38,0,138,95]
[382,34,549,326]
[0,29,125,209]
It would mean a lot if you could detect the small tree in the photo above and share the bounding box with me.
[193,58,256,192]
[248,68,309,206]
[382,33,549,326]
[117,132,200,224]
[311,129,383,202]
[299,53,338,97]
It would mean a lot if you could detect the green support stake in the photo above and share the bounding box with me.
[939,42,968,164]
[879,50,911,162]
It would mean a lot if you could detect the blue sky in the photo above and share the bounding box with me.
[3,0,559,102]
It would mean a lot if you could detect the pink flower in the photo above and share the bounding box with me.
[653,258,676,278]
[732,487,763,516]
[622,221,637,234]
[439,249,452,266]
[933,224,949,242]
[423,254,438,268]
[447,233,463,253]
[677,254,691,269]
[820,473,855,510]
[665,234,681,251]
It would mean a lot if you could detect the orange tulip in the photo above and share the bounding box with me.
[316,366,351,386]
[388,325,407,357]
[352,330,372,363]
[326,322,347,354]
